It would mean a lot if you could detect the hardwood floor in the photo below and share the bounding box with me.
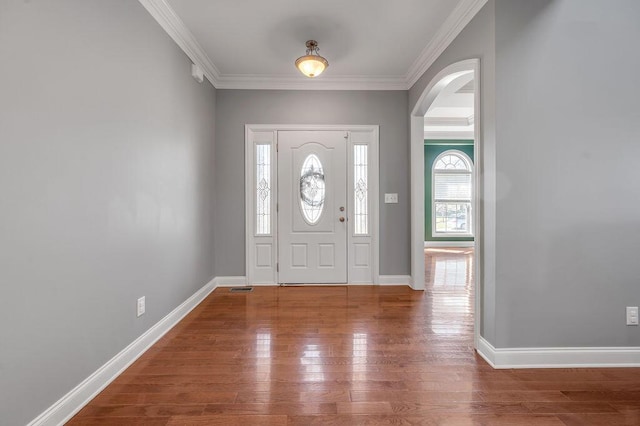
[69,248,640,425]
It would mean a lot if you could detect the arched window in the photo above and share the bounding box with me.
[432,150,473,236]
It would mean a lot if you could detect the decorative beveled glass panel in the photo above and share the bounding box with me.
[354,145,368,235]
[256,144,271,235]
[299,154,325,224]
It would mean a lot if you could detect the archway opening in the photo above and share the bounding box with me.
[410,59,481,349]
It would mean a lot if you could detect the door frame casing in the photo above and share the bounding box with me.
[245,124,380,285]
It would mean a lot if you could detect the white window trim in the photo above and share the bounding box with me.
[431,149,474,238]
[245,124,379,285]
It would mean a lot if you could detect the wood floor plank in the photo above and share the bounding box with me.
[557,412,640,426]
[89,391,238,405]
[74,403,205,418]
[67,418,170,426]
[561,390,640,402]
[287,414,439,425]
[67,248,640,425]
[166,414,288,425]
[336,401,394,415]
[524,401,618,414]
[202,402,337,415]
[235,390,351,404]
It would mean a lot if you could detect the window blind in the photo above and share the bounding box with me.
[434,173,471,200]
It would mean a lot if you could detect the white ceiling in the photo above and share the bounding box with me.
[139,0,487,90]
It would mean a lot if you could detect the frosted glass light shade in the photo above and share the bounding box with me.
[295,55,328,78]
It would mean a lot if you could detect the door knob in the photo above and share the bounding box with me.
[339,217,345,222]
[339,206,345,211]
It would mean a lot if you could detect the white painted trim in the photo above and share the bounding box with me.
[370,128,381,285]
[378,275,413,286]
[410,62,477,117]
[138,0,221,86]
[472,60,484,352]
[409,61,478,291]
[213,276,248,287]
[430,149,474,239]
[424,117,472,126]
[405,0,488,88]
[476,336,497,368]
[245,129,277,285]
[27,277,217,426]
[246,124,382,132]
[138,0,486,90]
[477,337,640,369]
[424,241,474,248]
[424,131,475,140]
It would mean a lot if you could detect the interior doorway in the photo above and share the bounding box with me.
[410,59,482,349]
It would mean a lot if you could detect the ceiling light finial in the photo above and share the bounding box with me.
[295,40,329,78]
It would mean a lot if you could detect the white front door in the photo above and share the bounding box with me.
[277,131,347,283]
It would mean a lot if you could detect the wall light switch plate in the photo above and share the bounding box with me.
[137,296,146,317]
[384,193,398,204]
[627,307,639,326]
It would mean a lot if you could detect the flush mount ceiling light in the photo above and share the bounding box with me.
[295,40,329,78]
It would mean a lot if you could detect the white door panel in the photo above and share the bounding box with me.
[278,131,347,283]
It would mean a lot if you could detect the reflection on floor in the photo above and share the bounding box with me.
[69,247,640,425]
[425,247,474,339]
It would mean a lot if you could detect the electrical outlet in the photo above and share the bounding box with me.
[627,306,638,326]
[137,296,145,317]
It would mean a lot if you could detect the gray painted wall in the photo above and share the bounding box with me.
[214,90,409,276]
[493,0,640,347]
[0,1,216,424]
[409,1,497,343]
[411,0,640,348]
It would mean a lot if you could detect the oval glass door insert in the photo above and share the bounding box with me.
[299,154,325,224]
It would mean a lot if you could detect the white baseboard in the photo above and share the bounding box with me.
[477,336,640,369]
[213,276,248,287]
[476,336,497,367]
[378,275,412,286]
[219,276,413,287]
[424,241,474,248]
[241,278,405,288]
[27,277,218,426]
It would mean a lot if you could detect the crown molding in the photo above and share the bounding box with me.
[215,74,407,91]
[139,0,487,91]
[424,131,475,140]
[424,116,472,126]
[138,0,221,85]
[405,0,488,89]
